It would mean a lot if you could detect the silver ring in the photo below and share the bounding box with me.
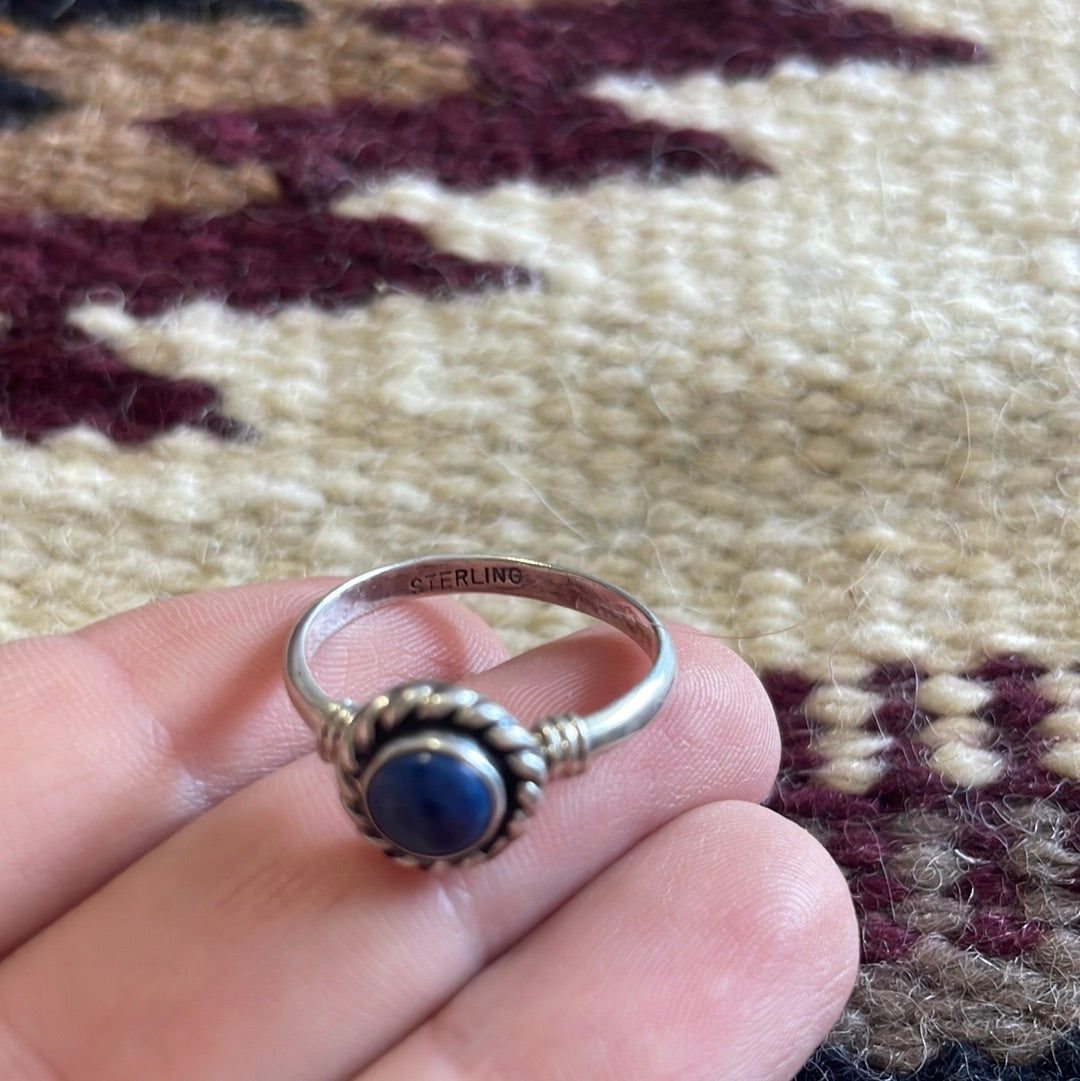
[285,555,675,869]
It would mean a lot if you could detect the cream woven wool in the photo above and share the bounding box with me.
[3,0,1074,671]
[1,0,1078,1076]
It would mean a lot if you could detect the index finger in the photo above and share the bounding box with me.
[0,578,509,955]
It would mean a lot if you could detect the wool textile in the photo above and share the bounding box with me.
[1,1,1078,1078]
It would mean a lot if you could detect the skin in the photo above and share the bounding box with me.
[0,578,858,1081]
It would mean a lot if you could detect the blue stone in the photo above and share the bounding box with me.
[366,748,497,857]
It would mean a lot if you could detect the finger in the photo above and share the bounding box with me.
[362,802,858,1081]
[0,579,508,954]
[0,626,779,1081]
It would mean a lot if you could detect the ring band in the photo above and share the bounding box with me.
[285,555,675,869]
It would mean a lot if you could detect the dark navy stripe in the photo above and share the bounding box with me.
[0,69,60,129]
[0,0,305,29]
[796,1039,1080,1080]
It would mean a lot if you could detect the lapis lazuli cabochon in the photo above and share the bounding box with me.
[366,749,497,857]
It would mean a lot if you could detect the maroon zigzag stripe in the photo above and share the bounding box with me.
[367,0,986,97]
[157,0,985,206]
[153,93,769,206]
[1,1,986,443]
[0,211,530,443]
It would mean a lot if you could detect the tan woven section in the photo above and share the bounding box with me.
[0,0,1076,686]
[0,0,468,216]
[814,800,1080,1071]
[0,1,467,117]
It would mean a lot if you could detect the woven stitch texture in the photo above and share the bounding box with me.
[1,1,1078,1078]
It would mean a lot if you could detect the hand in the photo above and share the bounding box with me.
[0,579,857,1080]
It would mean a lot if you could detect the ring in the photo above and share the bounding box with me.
[285,555,675,869]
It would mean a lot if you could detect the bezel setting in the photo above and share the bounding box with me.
[336,682,549,869]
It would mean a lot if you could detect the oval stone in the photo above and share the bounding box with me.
[366,748,498,858]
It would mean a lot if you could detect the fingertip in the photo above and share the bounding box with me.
[646,625,781,805]
[466,619,781,809]
[375,799,859,1081]
[677,627,782,800]
[681,801,859,1078]
[726,800,859,978]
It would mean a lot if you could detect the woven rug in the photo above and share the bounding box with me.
[2,1,1078,1078]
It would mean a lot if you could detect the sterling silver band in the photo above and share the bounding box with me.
[285,555,675,869]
